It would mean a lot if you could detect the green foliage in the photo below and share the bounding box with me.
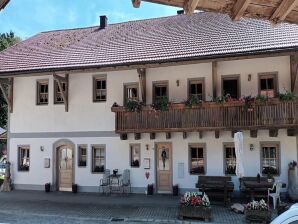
[185,95,202,108]
[125,100,143,112]
[255,95,268,103]
[152,96,169,111]
[214,95,228,104]
[278,91,295,101]
[0,31,21,128]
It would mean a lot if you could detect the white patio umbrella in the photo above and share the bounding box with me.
[234,132,245,178]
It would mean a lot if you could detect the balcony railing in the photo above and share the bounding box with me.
[111,100,298,133]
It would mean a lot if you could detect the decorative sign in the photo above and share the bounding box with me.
[145,171,150,179]
[44,158,50,168]
[144,158,150,169]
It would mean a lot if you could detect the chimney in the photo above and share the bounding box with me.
[177,10,184,15]
[100,15,108,29]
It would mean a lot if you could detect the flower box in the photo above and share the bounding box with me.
[178,204,211,221]
[245,209,271,223]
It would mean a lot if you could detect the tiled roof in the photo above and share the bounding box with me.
[1,12,298,75]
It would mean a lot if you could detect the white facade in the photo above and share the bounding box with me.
[8,55,298,193]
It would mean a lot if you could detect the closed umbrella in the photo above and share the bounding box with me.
[234,132,245,178]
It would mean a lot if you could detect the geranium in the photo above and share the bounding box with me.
[180,192,210,207]
[246,199,269,211]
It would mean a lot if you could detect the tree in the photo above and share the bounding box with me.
[0,31,21,128]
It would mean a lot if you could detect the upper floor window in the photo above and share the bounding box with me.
[261,142,280,175]
[37,80,49,105]
[222,76,240,99]
[18,146,30,171]
[93,76,107,102]
[54,80,66,104]
[259,73,277,98]
[189,144,205,174]
[78,145,87,167]
[188,79,204,101]
[224,144,236,175]
[130,144,140,168]
[153,81,168,102]
[124,83,138,105]
[92,145,105,173]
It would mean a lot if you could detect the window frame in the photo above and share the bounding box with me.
[152,81,169,103]
[258,72,278,98]
[91,144,106,173]
[18,145,30,172]
[260,141,280,176]
[53,80,67,104]
[93,75,107,103]
[223,143,236,176]
[188,143,206,175]
[123,82,139,105]
[187,78,205,101]
[130,143,141,168]
[77,144,87,167]
[36,79,49,105]
[221,75,241,99]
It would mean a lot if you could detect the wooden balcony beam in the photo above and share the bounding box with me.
[183,132,187,139]
[150,133,156,140]
[270,0,298,23]
[199,131,203,139]
[215,130,220,139]
[0,78,13,113]
[137,68,146,104]
[135,133,141,140]
[250,130,258,138]
[53,73,69,112]
[120,133,128,140]
[290,54,298,94]
[166,132,171,139]
[132,0,141,8]
[232,0,251,21]
[212,61,217,99]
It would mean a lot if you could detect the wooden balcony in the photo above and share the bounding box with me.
[111,100,298,136]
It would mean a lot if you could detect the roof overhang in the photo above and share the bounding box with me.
[132,0,298,25]
[0,0,9,11]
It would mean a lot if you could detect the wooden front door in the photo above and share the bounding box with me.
[58,145,73,191]
[156,143,172,193]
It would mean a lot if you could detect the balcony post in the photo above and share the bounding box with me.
[290,54,298,95]
[212,61,218,99]
[137,68,146,104]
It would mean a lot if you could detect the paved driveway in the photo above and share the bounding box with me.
[0,190,250,223]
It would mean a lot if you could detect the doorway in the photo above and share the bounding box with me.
[156,142,172,193]
[57,145,73,191]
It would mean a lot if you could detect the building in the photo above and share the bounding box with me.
[0,12,298,193]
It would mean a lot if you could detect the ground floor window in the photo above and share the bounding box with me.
[130,144,140,167]
[261,142,280,175]
[78,145,87,167]
[92,145,105,173]
[189,144,205,174]
[224,144,236,175]
[18,146,30,171]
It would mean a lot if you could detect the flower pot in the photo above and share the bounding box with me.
[72,184,77,193]
[45,183,50,192]
[173,185,179,196]
[147,184,153,195]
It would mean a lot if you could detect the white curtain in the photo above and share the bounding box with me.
[234,132,245,178]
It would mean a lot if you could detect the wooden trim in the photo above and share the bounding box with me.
[188,143,206,175]
[53,73,69,112]
[184,0,200,15]
[0,78,13,113]
[123,82,139,105]
[212,61,217,99]
[270,0,298,23]
[290,54,298,93]
[36,79,49,105]
[221,74,241,99]
[259,141,281,176]
[137,68,146,104]
[258,72,278,97]
[152,80,169,103]
[91,144,106,174]
[187,77,205,101]
[232,0,251,21]
[92,74,107,103]
[77,144,87,167]
[129,143,141,168]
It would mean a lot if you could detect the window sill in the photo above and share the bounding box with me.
[93,100,107,103]
[36,103,49,106]
[130,166,140,168]
[189,172,205,175]
[18,170,29,172]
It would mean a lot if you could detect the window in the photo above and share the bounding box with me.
[130,144,140,167]
[18,146,30,171]
[224,144,236,175]
[37,80,48,105]
[124,83,139,105]
[189,144,205,174]
[259,73,277,98]
[153,81,168,102]
[188,79,204,101]
[261,143,280,175]
[54,80,66,104]
[92,145,105,173]
[222,76,240,99]
[78,145,87,167]
[93,76,107,102]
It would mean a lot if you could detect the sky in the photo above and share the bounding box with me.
[0,0,179,39]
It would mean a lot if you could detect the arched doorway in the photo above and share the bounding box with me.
[53,140,74,192]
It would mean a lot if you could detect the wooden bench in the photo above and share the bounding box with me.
[195,176,234,206]
[239,177,269,200]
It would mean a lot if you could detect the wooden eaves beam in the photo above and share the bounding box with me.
[270,0,298,23]
[53,73,69,112]
[0,78,13,113]
[184,0,200,16]
[132,0,141,8]
[232,0,251,21]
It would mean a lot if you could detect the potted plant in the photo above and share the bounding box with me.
[178,192,211,221]
[147,184,154,195]
[278,91,295,101]
[72,184,78,193]
[184,96,202,108]
[245,199,271,223]
[151,96,169,111]
[125,99,143,112]
[173,184,179,196]
[45,183,51,192]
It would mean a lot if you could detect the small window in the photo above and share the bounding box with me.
[93,76,107,102]
[259,73,277,98]
[222,76,239,99]
[153,81,168,102]
[54,81,66,104]
[189,144,205,174]
[18,146,30,171]
[224,144,236,175]
[78,145,87,167]
[189,79,204,100]
[92,145,105,173]
[261,143,280,175]
[130,144,140,167]
[37,80,49,105]
[124,83,139,105]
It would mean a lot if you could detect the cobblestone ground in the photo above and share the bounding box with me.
[0,191,276,224]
